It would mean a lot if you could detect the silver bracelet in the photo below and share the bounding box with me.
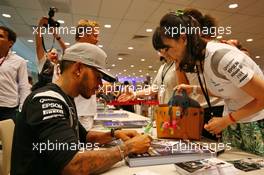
[117,145,125,160]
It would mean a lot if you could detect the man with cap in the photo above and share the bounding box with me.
[11,43,151,175]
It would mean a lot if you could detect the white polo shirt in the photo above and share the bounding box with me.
[152,61,177,104]
[204,41,264,123]
[74,94,97,117]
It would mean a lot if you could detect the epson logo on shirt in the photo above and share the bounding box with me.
[42,102,63,109]
[40,100,65,120]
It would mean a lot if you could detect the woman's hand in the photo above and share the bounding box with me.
[204,117,231,135]
[117,92,135,102]
[174,84,194,95]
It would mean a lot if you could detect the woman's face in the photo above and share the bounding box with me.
[159,35,187,65]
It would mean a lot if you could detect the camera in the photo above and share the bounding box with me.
[45,7,60,28]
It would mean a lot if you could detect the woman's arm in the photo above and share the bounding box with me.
[134,86,158,97]
[118,86,158,102]
[226,74,264,121]
[175,64,220,97]
[205,74,264,134]
[174,84,220,98]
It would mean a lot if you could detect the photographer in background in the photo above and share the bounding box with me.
[32,16,67,91]
[119,81,135,113]
[0,26,30,121]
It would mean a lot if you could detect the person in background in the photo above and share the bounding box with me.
[153,11,264,156]
[11,43,151,175]
[139,81,152,117]
[0,26,30,121]
[118,56,177,105]
[74,19,102,130]
[32,17,67,91]
[119,81,135,112]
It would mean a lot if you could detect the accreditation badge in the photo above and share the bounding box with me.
[158,84,166,104]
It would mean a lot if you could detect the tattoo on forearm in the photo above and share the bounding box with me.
[86,131,112,145]
[62,147,122,175]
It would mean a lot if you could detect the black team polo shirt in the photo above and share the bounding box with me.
[11,83,88,175]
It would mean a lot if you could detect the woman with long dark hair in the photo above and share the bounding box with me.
[152,11,264,156]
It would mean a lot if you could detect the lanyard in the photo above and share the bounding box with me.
[196,62,213,118]
[161,62,174,84]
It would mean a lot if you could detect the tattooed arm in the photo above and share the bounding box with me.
[86,131,113,145]
[61,134,151,175]
[62,146,123,175]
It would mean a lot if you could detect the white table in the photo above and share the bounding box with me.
[95,109,151,122]
[93,110,264,175]
[101,148,263,175]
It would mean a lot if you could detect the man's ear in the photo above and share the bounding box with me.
[8,40,14,48]
[72,62,83,77]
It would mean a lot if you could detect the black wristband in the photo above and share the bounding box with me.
[56,36,61,40]
[110,128,121,138]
